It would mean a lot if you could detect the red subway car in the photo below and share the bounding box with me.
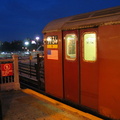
[42,6,120,119]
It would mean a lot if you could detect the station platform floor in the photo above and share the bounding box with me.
[1,89,103,120]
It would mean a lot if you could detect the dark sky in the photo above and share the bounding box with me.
[0,0,120,42]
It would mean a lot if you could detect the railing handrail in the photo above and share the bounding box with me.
[0,59,13,62]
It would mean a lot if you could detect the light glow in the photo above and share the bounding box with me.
[25,41,29,46]
[36,37,40,41]
[31,40,36,44]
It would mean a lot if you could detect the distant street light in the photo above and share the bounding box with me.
[24,41,29,52]
[36,37,40,49]
[31,40,36,44]
[36,37,39,41]
[25,41,29,46]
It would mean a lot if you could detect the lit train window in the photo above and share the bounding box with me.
[46,36,58,44]
[65,34,77,60]
[83,32,97,62]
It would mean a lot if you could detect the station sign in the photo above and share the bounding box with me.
[1,63,13,76]
[46,35,58,48]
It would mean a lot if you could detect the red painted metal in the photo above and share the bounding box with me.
[80,28,99,111]
[43,6,120,120]
[98,24,120,119]
[63,30,79,103]
[44,32,63,98]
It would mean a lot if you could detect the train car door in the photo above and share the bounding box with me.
[80,28,98,110]
[63,30,79,103]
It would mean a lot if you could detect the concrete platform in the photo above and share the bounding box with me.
[1,89,103,120]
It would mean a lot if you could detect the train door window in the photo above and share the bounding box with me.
[65,34,77,60]
[83,32,97,61]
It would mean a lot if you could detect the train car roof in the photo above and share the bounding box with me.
[42,6,120,33]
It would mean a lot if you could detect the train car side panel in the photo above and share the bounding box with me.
[99,24,120,119]
[63,30,79,104]
[44,31,63,98]
[80,28,99,111]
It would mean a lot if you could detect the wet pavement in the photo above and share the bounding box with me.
[1,89,103,120]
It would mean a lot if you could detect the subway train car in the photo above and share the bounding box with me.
[42,6,120,119]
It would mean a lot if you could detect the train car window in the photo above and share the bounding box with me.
[46,36,58,44]
[83,32,97,62]
[65,34,77,60]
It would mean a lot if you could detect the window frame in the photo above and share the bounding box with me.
[82,32,97,62]
[64,33,77,61]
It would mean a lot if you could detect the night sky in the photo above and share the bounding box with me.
[0,0,120,42]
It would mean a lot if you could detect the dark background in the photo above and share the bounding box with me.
[0,0,120,42]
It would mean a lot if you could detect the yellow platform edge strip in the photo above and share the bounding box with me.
[22,89,103,120]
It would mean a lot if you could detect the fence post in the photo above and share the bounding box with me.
[12,55,20,90]
[36,54,41,88]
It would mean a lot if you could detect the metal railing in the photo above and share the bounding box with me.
[19,62,36,79]
[19,55,45,91]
